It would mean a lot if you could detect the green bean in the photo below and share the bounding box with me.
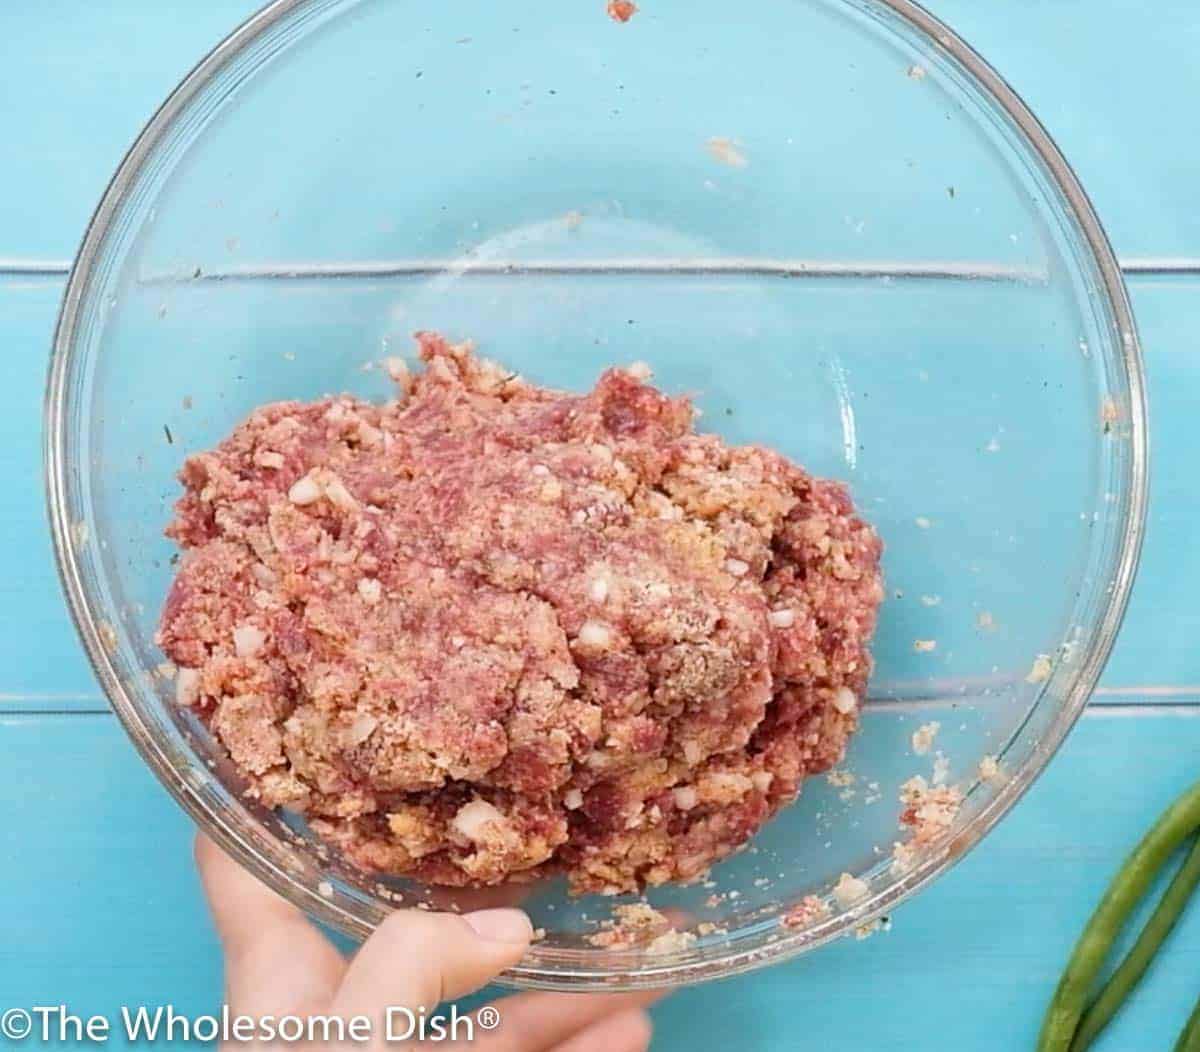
[1069,834,1200,1051]
[1175,990,1200,1052]
[1037,778,1200,1052]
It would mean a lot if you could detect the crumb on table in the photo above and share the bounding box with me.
[606,0,638,21]
[705,137,748,168]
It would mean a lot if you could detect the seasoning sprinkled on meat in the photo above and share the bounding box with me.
[157,333,883,894]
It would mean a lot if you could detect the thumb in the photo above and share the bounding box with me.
[333,907,532,1019]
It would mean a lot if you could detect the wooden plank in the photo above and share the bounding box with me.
[0,1,263,262]
[1,1,1199,262]
[929,0,1200,261]
[1101,278,1200,692]
[0,278,104,705]
[4,710,1200,1050]
[0,714,220,1021]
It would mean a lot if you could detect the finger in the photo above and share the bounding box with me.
[333,907,531,1019]
[550,1009,654,1052]
[195,833,346,1015]
[466,989,667,1052]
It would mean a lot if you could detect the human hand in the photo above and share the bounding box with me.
[196,834,663,1050]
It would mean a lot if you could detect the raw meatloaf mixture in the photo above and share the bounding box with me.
[158,334,883,894]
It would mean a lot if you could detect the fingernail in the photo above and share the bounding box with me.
[463,908,534,944]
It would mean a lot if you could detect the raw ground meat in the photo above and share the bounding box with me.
[157,333,883,895]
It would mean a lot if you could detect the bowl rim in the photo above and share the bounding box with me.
[44,0,1148,990]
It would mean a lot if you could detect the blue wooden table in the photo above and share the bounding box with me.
[4,3,1200,1048]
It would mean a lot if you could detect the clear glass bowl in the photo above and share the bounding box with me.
[46,0,1146,990]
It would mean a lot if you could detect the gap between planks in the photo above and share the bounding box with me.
[4,257,1200,281]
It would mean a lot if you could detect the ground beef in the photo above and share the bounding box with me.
[157,333,883,895]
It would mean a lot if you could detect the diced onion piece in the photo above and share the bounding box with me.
[324,475,358,512]
[673,786,698,810]
[288,475,322,505]
[452,799,506,843]
[577,620,613,650]
[384,357,410,385]
[233,624,266,657]
[175,667,201,707]
[251,562,277,586]
[832,687,858,714]
[345,714,379,747]
[358,578,382,605]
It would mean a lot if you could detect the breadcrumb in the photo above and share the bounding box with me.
[1026,654,1053,684]
[833,872,869,907]
[706,137,748,168]
[899,776,963,847]
[646,929,697,955]
[98,620,118,654]
[911,721,940,756]
[978,755,1002,782]
[782,894,831,929]
[855,916,891,940]
[587,902,671,948]
[1101,398,1120,432]
[891,840,917,875]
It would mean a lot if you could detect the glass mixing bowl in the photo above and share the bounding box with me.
[46,0,1146,990]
